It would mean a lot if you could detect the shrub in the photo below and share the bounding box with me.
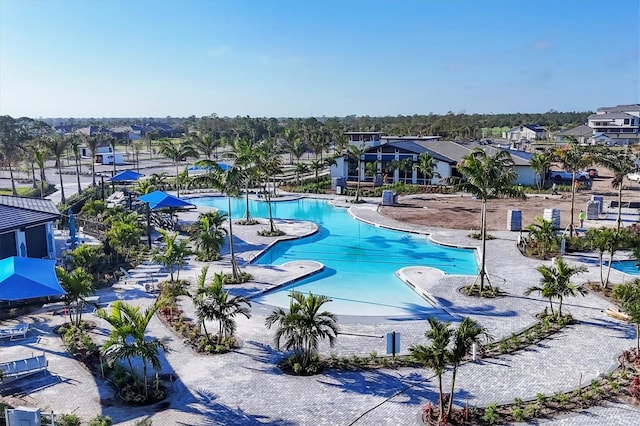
[482,403,499,424]
[88,415,113,426]
[57,414,82,426]
[512,405,524,422]
[629,376,640,400]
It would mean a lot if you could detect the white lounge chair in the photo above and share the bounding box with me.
[0,324,29,341]
[119,267,150,285]
[0,353,48,383]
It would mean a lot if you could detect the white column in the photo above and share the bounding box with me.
[15,230,27,257]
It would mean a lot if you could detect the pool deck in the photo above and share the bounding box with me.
[1,194,640,424]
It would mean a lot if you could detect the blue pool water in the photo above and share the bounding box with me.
[190,197,478,317]
[609,260,640,276]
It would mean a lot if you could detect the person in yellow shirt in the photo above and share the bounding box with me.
[578,210,585,227]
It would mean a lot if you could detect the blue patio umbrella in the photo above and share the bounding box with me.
[0,257,67,301]
[138,190,196,210]
[108,170,144,182]
[138,191,196,248]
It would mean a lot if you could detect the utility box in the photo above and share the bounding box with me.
[382,190,396,206]
[507,209,522,231]
[6,407,41,426]
[543,208,561,229]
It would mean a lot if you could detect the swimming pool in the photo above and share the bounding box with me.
[609,260,640,276]
[190,197,478,317]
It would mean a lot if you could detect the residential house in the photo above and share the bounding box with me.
[0,196,60,261]
[505,125,547,142]
[555,124,594,145]
[587,104,640,145]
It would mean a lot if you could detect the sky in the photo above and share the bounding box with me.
[1,0,639,118]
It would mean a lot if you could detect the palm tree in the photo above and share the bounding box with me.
[256,138,284,233]
[410,318,453,422]
[0,116,28,195]
[217,166,246,281]
[225,138,259,224]
[457,149,525,293]
[613,279,640,353]
[587,227,616,287]
[265,291,339,372]
[97,299,167,399]
[158,138,198,197]
[153,229,191,282]
[294,162,309,186]
[526,216,557,259]
[42,134,70,203]
[447,317,488,416]
[70,135,83,195]
[55,266,94,327]
[347,143,367,203]
[526,258,587,318]
[417,152,439,185]
[193,267,251,342]
[554,142,592,237]
[105,214,142,262]
[593,147,637,230]
[190,211,227,261]
[399,157,413,183]
[86,134,99,187]
[310,159,324,193]
[529,151,552,190]
[192,132,221,159]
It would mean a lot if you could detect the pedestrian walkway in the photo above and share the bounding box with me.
[1,197,638,425]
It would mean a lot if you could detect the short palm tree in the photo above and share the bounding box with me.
[97,299,167,399]
[190,211,227,261]
[457,149,525,293]
[587,227,616,287]
[529,151,552,190]
[55,266,94,327]
[294,162,309,186]
[593,147,637,231]
[526,216,557,259]
[192,266,251,343]
[153,229,191,282]
[613,279,640,353]
[42,134,70,203]
[525,258,587,318]
[410,318,453,423]
[265,292,339,372]
[417,152,439,185]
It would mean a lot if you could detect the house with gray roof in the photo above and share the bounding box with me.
[0,196,61,261]
[506,125,547,141]
[331,138,535,187]
[587,104,640,145]
[555,124,594,144]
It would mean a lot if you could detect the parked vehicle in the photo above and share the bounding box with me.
[547,170,591,182]
[627,171,640,182]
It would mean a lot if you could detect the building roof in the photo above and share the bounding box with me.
[369,140,452,163]
[588,112,636,120]
[557,124,593,137]
[381,135,442,141]
[509,125,546,133]
[596,104,640,113]
[0,196,60,234]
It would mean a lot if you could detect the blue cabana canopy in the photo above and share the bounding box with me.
[108,170,144,182]
[0,257,66,301]
[138,191,196,210]
[188,163,232,171]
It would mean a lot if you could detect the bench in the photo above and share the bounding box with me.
[0,324,29,341]
[0,354,48,382]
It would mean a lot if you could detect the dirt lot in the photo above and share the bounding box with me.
[379,169,640,231]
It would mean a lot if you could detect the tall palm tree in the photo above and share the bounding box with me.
[399,157,413,183]
[265,291,339,372]
[43,134,70,203]
[310,159,324,193]
[70,135,83,195]
[417,152,439,185]
[86,134,99,187]
[192,132,221,159]
[158,138,198,197]
[193,267,251,342]
[410,318,453,422]
[33,141,49,198]
[593,147,637,230]
[457,149,525,293]
[554,141,592,237]
[347,143,367,203]
[55,266,94,327]
[256,138,284,233]
[97,299,167,399]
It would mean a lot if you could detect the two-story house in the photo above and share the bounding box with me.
[587,104,640,145]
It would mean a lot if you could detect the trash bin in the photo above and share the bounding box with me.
[336,186,342,195]
[382,190,395,206]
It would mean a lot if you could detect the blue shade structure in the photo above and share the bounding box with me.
[108,170,144,182]
[138,191,196,210]
[0,257,66,301]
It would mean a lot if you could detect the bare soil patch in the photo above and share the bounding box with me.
[379,171,640,231]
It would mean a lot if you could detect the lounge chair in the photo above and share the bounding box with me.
[0,353,48,383]
[119,267,151,285]
[0,324,29,341]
